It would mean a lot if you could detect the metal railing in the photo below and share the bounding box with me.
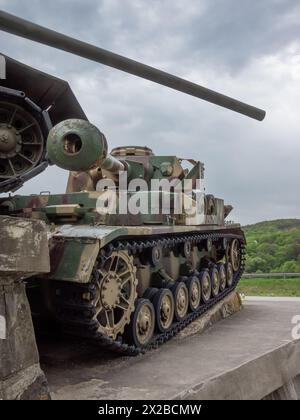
[242,273,300,279]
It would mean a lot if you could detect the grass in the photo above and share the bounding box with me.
[237,277,300,297]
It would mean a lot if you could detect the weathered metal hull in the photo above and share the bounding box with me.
[25,221,245,355]
[46,223,243,283]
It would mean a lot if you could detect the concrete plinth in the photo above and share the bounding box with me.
[40,294,300,400]
[0,216,51,400]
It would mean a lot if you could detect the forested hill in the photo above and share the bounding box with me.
[243,219,300,273]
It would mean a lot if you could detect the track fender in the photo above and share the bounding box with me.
[47,236,99,283]
[46,224,128,283]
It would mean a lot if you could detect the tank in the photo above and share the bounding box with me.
[2,119,247,354]
[0,11,265,354]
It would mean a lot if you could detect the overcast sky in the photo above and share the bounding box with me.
[1,0,300,225]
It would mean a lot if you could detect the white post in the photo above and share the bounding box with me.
[0,54,6,79]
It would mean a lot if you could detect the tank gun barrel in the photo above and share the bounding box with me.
[0,10,265,121]
[100,153,125,174]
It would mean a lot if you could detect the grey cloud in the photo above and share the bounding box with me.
[188,0,300,72]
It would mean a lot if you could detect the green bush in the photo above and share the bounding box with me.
[244,219,300,273]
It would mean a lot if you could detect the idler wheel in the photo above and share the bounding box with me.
[226,262,234,287]
[230,239,241,272]
[153,288,175,332]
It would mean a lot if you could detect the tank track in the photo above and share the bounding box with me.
[52,231,246,356]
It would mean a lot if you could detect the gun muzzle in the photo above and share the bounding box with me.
[47,119,124,173]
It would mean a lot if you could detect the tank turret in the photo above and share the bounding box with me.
[47,118,204,196]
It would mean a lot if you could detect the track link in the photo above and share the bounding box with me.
[52,232,246,356]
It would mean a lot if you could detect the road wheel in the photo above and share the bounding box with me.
[153,288,174,332]
[210,267,220,298]
[127,298,155,347]
[217,263,227,291]
[186,276,201,312]
[170,282,189,321]
[199,270,212,303]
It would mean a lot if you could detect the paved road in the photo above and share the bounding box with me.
[40,296,300,400]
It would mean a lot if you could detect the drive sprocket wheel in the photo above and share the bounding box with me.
[93,250,137,339]
[230,239,241,272]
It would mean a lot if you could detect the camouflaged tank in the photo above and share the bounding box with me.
[0,11,266,354]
